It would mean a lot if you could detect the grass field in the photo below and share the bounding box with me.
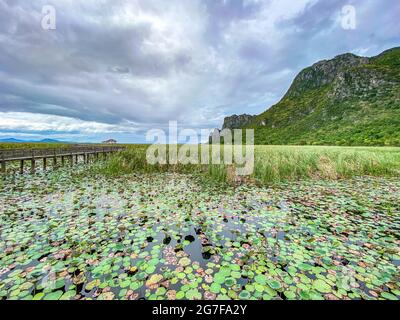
[2,143,400,184]
[91,144,400,184]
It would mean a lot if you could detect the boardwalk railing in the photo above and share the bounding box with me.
[1,145,125,174]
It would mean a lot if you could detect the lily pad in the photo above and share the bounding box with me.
[44,291,63,300]
[313,280,332,294]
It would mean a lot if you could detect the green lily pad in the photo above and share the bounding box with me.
[186,289,201,300]
[179,258,191,267]
[44,291,63,300]
[313,279,331,293]
[210,283,221,294]
[60,290,76,300]
[255,274,267,285]
[225,277,236,287]
[239,290,251,299]
[267,280,281,290]
[381,292,398,300]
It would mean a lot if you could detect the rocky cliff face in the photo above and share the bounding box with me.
[222,114,256,130]
[222,47,400,146]
[284,53,370,99]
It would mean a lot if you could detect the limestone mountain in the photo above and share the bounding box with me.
[222,114,256,130]
[224,47,400,146]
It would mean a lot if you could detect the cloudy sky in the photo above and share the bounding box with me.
[0,0,399,143]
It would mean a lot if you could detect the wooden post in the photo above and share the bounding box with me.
[31,157,35,174]
[0,151,5,174]
[70,154,73,166]
[20,160,24,174]
[43,157,47,171]
[75,155,78,164]
[53,150,57,169]
[1,159,5,174]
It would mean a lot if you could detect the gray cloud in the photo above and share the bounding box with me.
[0,0,398,142]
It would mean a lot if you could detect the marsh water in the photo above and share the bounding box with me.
[1,168,399,300]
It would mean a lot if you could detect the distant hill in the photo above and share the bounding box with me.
[223,47,400,146]
[39,139,63,143]
[0,138,24,143]
[0,138,68,143]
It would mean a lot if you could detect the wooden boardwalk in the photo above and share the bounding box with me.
[0,145,125,174]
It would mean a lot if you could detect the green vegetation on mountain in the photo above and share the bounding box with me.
[239,47,400,146]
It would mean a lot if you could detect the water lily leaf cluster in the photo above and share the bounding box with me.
[0,170,399,300]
